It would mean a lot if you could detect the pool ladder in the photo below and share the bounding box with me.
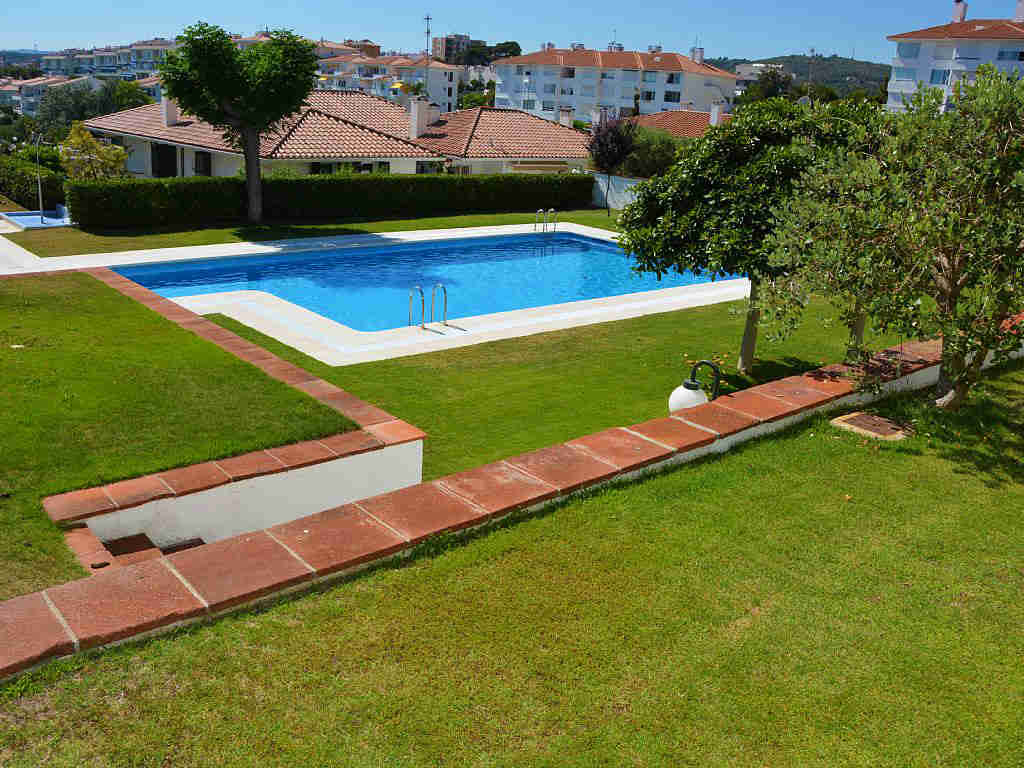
[534,208,557,233]
[409,284,449,330]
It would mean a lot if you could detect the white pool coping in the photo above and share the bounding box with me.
[0,223,749,365]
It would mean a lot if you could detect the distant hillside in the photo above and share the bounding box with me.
[707,54,891,97]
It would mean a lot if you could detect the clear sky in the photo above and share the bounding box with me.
[0,0,1014,63]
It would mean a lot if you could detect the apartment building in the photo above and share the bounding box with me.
[318,54,466,112]
[432,34,486,63]
[494,43,735,124]
[887,0,1024,111]
[41,39,176,80]
[0,75,99,116]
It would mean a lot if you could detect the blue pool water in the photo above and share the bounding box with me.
[116,233,715,332]
[1,210,71,229]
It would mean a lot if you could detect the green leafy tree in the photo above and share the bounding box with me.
[93,80,153,115]
[160,22,318,223]
[587,120,635,214]
[768,68,1024,409]
[59,121,128,180]
[35,83,97,142]
[618,98,875,373]
[617,126,686,178]
[735,69,794,106]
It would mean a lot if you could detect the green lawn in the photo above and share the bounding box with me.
[0,194,25,212]
[211,298,898,480]
[3,209,621,258]
[0,273,353,599]
[3,362,1021,766]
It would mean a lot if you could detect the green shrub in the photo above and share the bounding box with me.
[617,127,687,179]
[0,155,64,209]
[65,173,594,230]
[12,145,62,173]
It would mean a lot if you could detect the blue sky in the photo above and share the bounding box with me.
[1,0,1014,63]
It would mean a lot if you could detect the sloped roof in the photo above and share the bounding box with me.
[889,18,1024,40]
[499,48,736,78]
[83,93,444,160]
[628,108,731,139]
[414,107,591,158]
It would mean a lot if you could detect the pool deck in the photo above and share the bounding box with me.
[0,224,749,365]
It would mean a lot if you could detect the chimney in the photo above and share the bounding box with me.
[160,91,179,126]
[558,106,573,126]
[690,46,705,65]
[952,0,967,22]
[427,101,441,125]
[710,103,722,126]
[1015,0,1024,22]
[409,96,429,138]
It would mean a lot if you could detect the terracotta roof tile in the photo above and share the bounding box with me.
[889,18,1024,40]
[628,108,731,139]
[414,107,590,159]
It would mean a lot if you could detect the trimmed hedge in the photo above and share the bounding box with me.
[64,173,595,230]
[0,155,65,210]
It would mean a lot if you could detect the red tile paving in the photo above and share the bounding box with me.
[294,379,346,399]
[439,461,559,516]
[671,402,758,437]
[158,461,230,496]
[103,474,173,509]
[357,482,488,542]
[0,593,76,678]
[714,389,797,422]
[750,376,838,411]
[365,420,428,446]
[319,430,384,456]
[628,418,716,452]
[168,531,313,611]
[801,368,858,398]
[567,428,673,471]
[269,505,408,576]
[318,391,395,426]
[215,450,286,481]
[46,559,206,649]
[43,486,116,524]
[504,443,618,493]
[266,440,336,469]
[63,528,116,572]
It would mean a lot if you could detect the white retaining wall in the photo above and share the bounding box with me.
[592,173,644,210]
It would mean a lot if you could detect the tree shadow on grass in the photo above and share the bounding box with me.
[719,355,824,394]
[876,362,1024,488]
[230,222,375,242]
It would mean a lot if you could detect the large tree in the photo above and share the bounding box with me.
[618,98,877,372]
[767,67,1024,409]
[160,22,318,223]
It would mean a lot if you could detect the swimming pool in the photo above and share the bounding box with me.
[116,233,716,332]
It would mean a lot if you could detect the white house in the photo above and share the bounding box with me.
[887,0,1024,111]
[317,54,466,113]
[82,90,589,177]
[0,75,99,116]
[493,44,736,125]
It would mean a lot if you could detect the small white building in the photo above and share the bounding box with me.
[318,54,467,113]
[493,44,735,125]
[0,75,99,116]
[82,90,589,177]
[887,0,1024,111]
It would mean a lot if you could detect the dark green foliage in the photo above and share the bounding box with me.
[0,155,64,208]
[617,127,685,178]
[12,145,61,173]
[64,173,595,230]
[587,121,635,174]
[706,53,890,98]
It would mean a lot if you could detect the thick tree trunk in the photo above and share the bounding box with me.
[243,127,262,224]
[846,308,867,363]
[737,277,760,374]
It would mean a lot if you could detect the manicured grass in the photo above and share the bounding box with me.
[3,209,621,258]
[211,298,899,480]
[0,194,25,212]
[0,273,354,599]
[3,362,1021,766]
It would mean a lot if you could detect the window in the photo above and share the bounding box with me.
[899,41,922,58]
[600,71,615,79]
[416,161,444,174]
[193,151,212,176]
[955,44,979,59]
[446,71,454,82]
[447,87,452,97]
[310,162,335,174]
[561,67,575,78]
[891,67,917,81]
[641,90,655,101]
[542,100,555,111]
[561,86,574,96]
[933,44,954,60]
[997,49,1024,60]
[666,72,681,84]
[522,99,536,109]
[663,91,681,103]
[642,71,657,83]
[543,82,556,94]
[496,97,510,106]
[930,69,951,85]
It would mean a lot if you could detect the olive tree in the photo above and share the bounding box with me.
[618,98,877,373]
[161,22,318,223]
[767,66,1024,409]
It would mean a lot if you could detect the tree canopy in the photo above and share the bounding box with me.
[160,22,318,222]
